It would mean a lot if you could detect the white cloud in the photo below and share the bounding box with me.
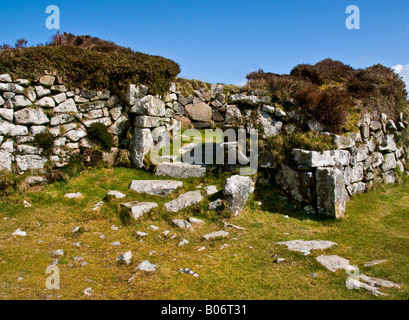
[392,63,409,93]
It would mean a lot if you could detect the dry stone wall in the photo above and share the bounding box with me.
[1,72,408,219]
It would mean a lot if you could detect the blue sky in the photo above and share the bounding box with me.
[1,0,409,86]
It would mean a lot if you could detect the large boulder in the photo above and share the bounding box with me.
[275,164,315,203]
[316,167,348,219]
[185,102,212,122]
[129,128,153,168]
[223,175,255,216]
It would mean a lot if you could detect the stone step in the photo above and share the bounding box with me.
[129,180,183,196]
[164,190,203,212]
[120,201,158,220]
[155,162,206,179]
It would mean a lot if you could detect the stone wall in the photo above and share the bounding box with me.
[0,73,178,172]
[1,72,408,219]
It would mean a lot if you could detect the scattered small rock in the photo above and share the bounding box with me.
[23,200,32,208]
[117,251,132,265]
[50,249,64,257]
[172,219,192,229]
[111,225,119,230]
[188,217,205,225]
[110,241,120,246]
[12,228,27,236]
[72,226,80,233]
[223,221,246,230]
[220,244,230,250]
[204,185,218,196]
[99,234,106,239]
[65,192,82,199]
[149,225,159,231]
[203,230,229,240]
[91,201,104,211]
[208,199,223,210]
[72,242,81,247]
[178,268,199,277]
[178,239,189,247]
[105,190,126,200]
[135,260,157,272]
[136,231,148,237]
[83,287,94,296]
[197,246,206,252]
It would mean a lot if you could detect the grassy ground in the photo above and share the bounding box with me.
[0,167,408,300]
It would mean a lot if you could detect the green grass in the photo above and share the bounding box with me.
[0,167,408,300]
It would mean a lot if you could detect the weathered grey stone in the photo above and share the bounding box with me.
[382,170,395,184]
[165,190,203,212]
[156,162,206,179]
[0,121,28,136]
[223,175,255,216]
[361,123,370,139]
[257,110,282,138]
[12,95,32,108]
[0,74,12,83]
[123,84,149,106]
[120,201,158,220]
[17,145,42,155]
[129,180,183,196]
[229,94,268,106]
[185,102,212,122]
[83,109,103,119]
[203,231,229,240]
[117,251,132,265]
[316,167,348,219]
[307,119,323,132]
[50,113,75,126]
[109,106,122,121]
[0,95,4,106]
[278,240,337,255]
[347,182,367,196]
[135,260,157,272]
[24,176,48,187]
[364,259,388,267]
[350,162,364,183]
[134,115,163,128]
[0,108,13,122]
[65,129,87,142]
[224,105,242,125]
[381,153,397,172]
[316,255,354,272]
[130,95,165,116]
[14,108,49,125]
[292,149,350,168]
[36,97,55,108]
[188,217,205,225]
[15,155,47,171]
[208,199,223,210]
[39,76,55,87]
[370,120,382,131]
[334,133,356,149]
[371,152,384,168]
[129,128,153,168]
[379,135,397,153]
[108,115,128,135]
[0,150,12,171]
[275,164,315,203]
[82,117,112,128]
[204,185,218,196]
[35,86,51,98]
[54,98,77,113]
[172,219,193,229]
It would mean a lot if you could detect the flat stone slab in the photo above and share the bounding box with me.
[165,190,203,212]
[188,217,205,225]
[316,255,355,272]
[204,185,218,196]
[129,180,183,196]
[203,230,229,240]
[120,201,158,220]
[156,162,206,179]
[364,259,388,267]
[172,219,192,229]
[359,274,401,289]
[278,240,337,255]
[105,190,126,200]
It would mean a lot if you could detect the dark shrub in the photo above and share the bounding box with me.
[347,64,408,119]
[86,123,113,151]
[290,64,322,85]
[34,131,55,155]
[313,58,354,83]
[0,32,181,95]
